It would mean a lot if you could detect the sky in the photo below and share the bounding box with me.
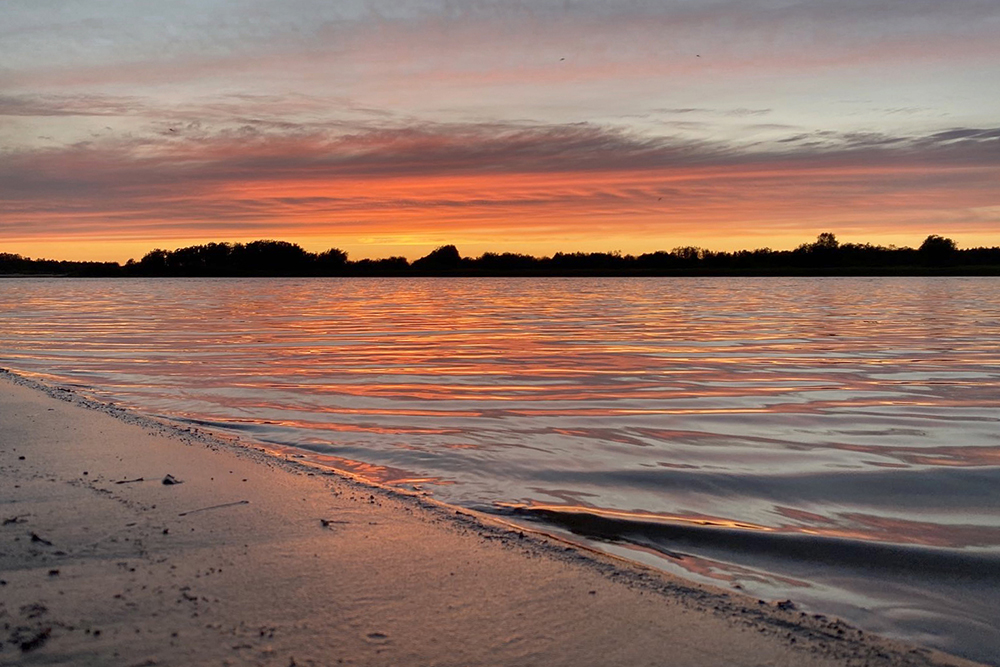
[2,0,999,262]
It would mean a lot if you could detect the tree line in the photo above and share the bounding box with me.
[3,234,1000,277]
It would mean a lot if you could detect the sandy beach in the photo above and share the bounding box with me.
[0,371,981,667]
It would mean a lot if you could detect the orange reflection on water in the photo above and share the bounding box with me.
[831,443,1000,468]
[3,277,999,559]
[249,439,450,488]
[497,502,775,533]
[505,502,1000,551]
[4,277,1000,662]
[823,513,1000,549]
[629,544,812,590]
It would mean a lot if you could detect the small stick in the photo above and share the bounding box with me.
[115,477,145,485]
[178,500,249,516]
[30,532,53,546]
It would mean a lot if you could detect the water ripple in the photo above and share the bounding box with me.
[2,276,999,663]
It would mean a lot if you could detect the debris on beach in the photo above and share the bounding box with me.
[178,500,249,516]
[20,603,48,619]
[14,626,52,652]
[162,474,182,485]
[115,477,144,485]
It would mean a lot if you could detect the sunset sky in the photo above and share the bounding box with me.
[2,0,999,262]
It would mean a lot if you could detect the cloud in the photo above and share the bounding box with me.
[0,94,148,117]
[3,120,998,195]
[0,91,394,125]
[922,128,1000,143]
[652,108,772,117]
[1,118,998,249]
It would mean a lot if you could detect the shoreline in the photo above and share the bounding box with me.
[0,369,982,666]
[5,272,1000,279]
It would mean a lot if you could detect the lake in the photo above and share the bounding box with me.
[2,276,998,663]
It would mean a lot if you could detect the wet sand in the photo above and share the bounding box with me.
[0,370,982,667]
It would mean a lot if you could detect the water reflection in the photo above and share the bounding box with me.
[1,276,999,662]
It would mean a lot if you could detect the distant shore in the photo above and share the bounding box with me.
[0,370,982,666]
[4,234,1000,277]
[4,267,1000,278]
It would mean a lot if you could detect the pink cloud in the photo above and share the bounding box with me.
[2,120,998,257]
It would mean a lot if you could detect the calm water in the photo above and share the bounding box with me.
[2,277,999,663]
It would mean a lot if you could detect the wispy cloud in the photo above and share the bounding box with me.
[0,94,148,117]
[2,119,997,251]
[652,108,772,117]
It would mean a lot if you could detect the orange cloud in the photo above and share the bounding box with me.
[2,121,999,261]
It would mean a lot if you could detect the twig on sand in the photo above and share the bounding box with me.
[115,477,145,485]
[30,532,53,546]
[2,515,28,525]
[178,500,249,517]
[18,627,52,652]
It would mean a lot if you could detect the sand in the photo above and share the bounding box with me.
[0,370,982,667]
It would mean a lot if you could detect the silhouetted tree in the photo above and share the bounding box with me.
[316,248,348,274]
[815,232,839,250]
[352,256,410,275]
[412,245,462,272]
[671,246,705,268]
[792,232,841,267]
[7,232,1000,277]
[919,235,957,265]
[137,249,169,274]
[472,252,540,273]
[236,240,309,274]
[0,252,30,273]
